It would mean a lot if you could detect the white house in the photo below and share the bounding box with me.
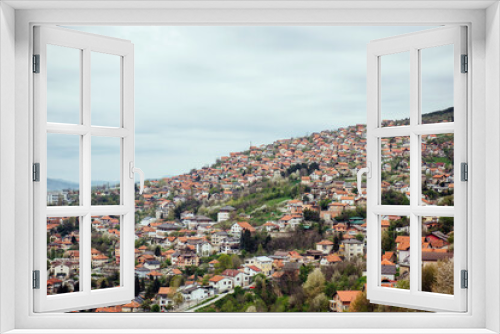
[230,222,255,238]
[217,205,235,222]
[341,239,364,261]
[221,269,247,287]
[208,275,233,293]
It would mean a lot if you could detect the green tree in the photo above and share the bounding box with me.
[217,254,232,271]
[319,199,332,211]
[349,291,376,312]
[381,230,395,252]
[135,276,141,296]
[245,305,257,312]
[299,265,313,283]
[303,268,326,299]
[433,259,454,295]
[308,293,329,312]
[422,264,437,292]
[395,279,410,290]
[141,299,152,311]
[150,304,160,312]
[173,292,184,308]
[154,245,162,258]
[303,209,320,222]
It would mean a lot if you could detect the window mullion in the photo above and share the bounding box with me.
[409,47,420,294]
[82,47,91,294]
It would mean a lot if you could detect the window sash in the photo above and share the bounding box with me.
[33,25,136,312]
[366,26,468,312]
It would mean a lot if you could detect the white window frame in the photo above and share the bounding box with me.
[33,25,136,312]
[365,26,467,312]
[1,1,499,333]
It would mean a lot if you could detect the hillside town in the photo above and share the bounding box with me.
[46,112,455,312]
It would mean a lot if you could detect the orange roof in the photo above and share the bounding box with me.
[336,290,362,304]
[421,248,448,253]
[382,251,394,261]
[122,300,141,308]
[397,242,410,251]
[47,278,62,285]
[95,305,122,313]
[395,236,410,244]
[381,259,395,266]
[237,222,255,232]
[209,275,225,282]
[158,287,172,295]
[325,254,342,263]
[317,240,334,245]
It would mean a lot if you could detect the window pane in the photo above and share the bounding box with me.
[380,215,410,289]
[380,52,410,127]
[91,136,121,205]
[381,136,410,205]
[421,216,454,295]
[91,52,121,127]
[47,133,80,206]
[91,215,121,290]
[421,134,454,206]
[421,45,454,124]
[47,217,80,295]
[47,44,81,124]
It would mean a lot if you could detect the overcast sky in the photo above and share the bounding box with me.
[46,25,453,183]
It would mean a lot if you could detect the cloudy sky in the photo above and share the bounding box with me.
[46,25,454,183]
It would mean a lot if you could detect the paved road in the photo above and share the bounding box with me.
[184,289,234,313]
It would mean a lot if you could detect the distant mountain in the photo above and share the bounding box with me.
[47,179,120,191]
[422,107,454,123]
[47,178,79,191]
[387,107,453,126]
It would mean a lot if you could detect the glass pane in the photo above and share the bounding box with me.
[91,137,121,205]
[421,134,454,206]
[47,133,80,206]
[47,44,81,124]
[91,215,121,290]
[91,52,121,127]
[380,215,410,289]
[421,45,454,124]
[47,217,80,295]
[421,216,454,295]
[380,52,410,127]
[381,136,410,205]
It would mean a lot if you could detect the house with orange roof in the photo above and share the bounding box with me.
[92,254,109,267]
[330,290,362,312]
[316,239,334,254]
[396,236,411,264]
[320,254,342,266]
[157,287,174,310]
[230,221,255,237]
[222,269,247,287]
[382,251,396,263]
[262,221,279,232]
[121,300,141,313]
[208,275,232,293]
[381,259,397,280]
